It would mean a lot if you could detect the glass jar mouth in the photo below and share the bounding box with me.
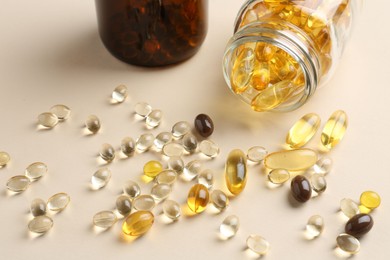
[223,21,320,112]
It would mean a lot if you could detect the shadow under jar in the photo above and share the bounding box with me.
[95,0,208,67]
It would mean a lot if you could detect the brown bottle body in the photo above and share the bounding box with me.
[95,0,208,66]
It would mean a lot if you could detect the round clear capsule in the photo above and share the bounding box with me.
[38,112,59,128]
[50,104,71,120]
[171,121,191,138]
[112,84,128,103]
[146,109,163,128]
[199,140,220,158]
[136,133,155,152]
[25,162,48,180]
[91,168,112,190]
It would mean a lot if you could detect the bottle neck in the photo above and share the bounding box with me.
[224,20,321,112]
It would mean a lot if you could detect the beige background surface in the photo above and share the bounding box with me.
[0,0,389,259]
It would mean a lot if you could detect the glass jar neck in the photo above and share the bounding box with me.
[224,20,321,112]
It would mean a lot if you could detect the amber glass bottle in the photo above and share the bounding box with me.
[95,0,208,67]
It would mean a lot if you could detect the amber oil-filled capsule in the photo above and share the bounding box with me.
[122,211,154,236]
[264,148,318,171]
[321,110,348,150]
[187,184,209,213]
[345,214,373,237]
[225,149,247,195]
[291,175,312,203]
[30,198,47,217]
[286,113,321,148]
[85,115,101,134]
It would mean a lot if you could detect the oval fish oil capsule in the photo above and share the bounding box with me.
[187,184,209,213]
[321,110,348,150]
[122,211,154,236]
[264,148,318,171]
[225,149,247,195]
[28,216,53,233]
[286,113,321,148]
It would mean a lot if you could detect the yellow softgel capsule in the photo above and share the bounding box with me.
[251,80,296,112]
[286,113,321,148]
[187,184,209,213]
[264,148,318,171]
[143,160,163,178]
[321,110,348,150]
[360,191,381,209]
[231,47,255,94]
[122,211,154,236]
[225,149,247,195]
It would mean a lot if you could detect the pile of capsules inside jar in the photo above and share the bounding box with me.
[1,84,381,257]
[227,0,350,111]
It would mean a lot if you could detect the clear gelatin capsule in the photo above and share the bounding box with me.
[91,168,111,189]
[171,121,191,138]
[311,174,327,194]
[182,133,198,154]
[197,169,214,189]
[211,190,229,211]
[122,211,154,236]
[187,184,210,213]
[143,160,163,178]
[267,168,290,184]
[93,211,117,229]
[264,148,318,171]
[112,84,128,103]
[225,149,247,195]
[99,143,115,162]
[340,198,360,218]
[154,132,173,150]
[247,146,267,163]
[168,157,184,174]
[321,110,348,150]
[162,143,184,157]
[136,133,155,152]
[146,109,163,128]
[156,170,177,185]
[360,191,381,209]
[116,195,132,216]
[25,162,48,180]
[38,112,59,128]
[163,200,181,220]
[30,198,47,217]
[183,160,202,180]
[123,180,141,198]
[50,104,71,120]
[0,151,10,167]
[121,137,135,157]
[199,140,220,158]
[220,215,239,239]
[134,102,152,118]
[28,216,53,233]
[47,192,70,211]
[306,215,324,238]
[286,113,321,148]
[6,175,30,192]
[312,157,333,175]
[336,234,360,254]
[133,195,155,211]
[246,235,270,255]
[151,183,171,201]
[85,115,101,134]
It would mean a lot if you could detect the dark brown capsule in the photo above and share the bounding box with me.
[290,175,312,203]
[345,213,373,237]
[194,114,214,137]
